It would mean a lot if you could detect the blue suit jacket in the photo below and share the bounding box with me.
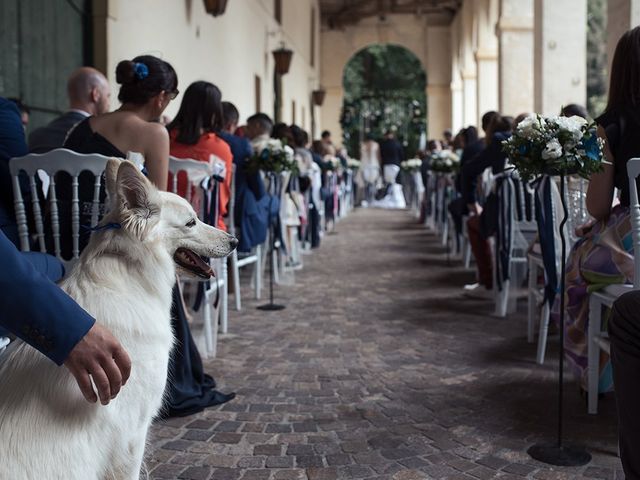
[218,132,269,252]
[0,231,95,365]
[0,98,29,246]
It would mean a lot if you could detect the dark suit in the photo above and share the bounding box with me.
[0,97,29,246]
[380,138,404,167]
[218,131,268,253]
[0,231,95,365]
[28,110,88,154]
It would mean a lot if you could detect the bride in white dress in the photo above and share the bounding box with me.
[358,136,381,205]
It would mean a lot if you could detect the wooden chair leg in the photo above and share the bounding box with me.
[231,250,241,311]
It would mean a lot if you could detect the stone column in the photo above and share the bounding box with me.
[475,0,499,127]
[462,70,477,128]
[534,0,587,116]
[497,0,534,116]
[426,24,453,138]
[607,0,640,75]
[451,80,464,133]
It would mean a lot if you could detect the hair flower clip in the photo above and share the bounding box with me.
[134,62,149,80]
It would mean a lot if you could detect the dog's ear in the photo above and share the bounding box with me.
[116,161,160,238]
[105,158,122,211]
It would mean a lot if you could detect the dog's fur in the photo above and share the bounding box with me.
[0,160,236,479]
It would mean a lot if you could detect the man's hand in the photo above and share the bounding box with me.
[64,323,131,405]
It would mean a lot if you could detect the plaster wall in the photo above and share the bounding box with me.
[98,0,320,128]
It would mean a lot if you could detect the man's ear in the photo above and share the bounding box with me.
[116,161,159,238]
[105,158,121,211]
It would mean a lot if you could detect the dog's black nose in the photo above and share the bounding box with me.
[230,236,239,249]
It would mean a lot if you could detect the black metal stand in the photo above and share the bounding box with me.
[257,172,285,311]
[527,174,591,466]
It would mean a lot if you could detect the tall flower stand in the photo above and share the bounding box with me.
[257,171,286,312]
[527,174,591,466]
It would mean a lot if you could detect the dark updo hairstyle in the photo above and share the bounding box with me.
[167,81,223,145]
[115,55,178,105]
[290,124,308,148]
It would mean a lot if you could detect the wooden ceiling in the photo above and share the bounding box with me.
[319,0,463,29]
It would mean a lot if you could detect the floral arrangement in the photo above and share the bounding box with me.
[347,158,361,170]
[322,155,342,171]
[501,114,604,181]
[247,138,297,174]
[430,150,460,173]
[400,158,423,172]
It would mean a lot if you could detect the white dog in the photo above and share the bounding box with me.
[0,159,237,479]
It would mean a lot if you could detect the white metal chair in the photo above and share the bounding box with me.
[168,155,225,357]
[527,176,566,363]
[492,172,536,317]
[587,158,640,414]
[227,164,263,312]
[9,148,111,271]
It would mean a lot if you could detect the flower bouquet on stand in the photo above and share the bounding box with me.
[430,150,460,174]
[247,138,297,175]
[502,114,603,181]
[347,158,361,171]
[400,158,422,173]
[502,114,604,467]
[321,155,341,172]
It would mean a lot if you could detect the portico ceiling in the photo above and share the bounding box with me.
[319,0,463,28]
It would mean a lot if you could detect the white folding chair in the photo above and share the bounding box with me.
[9,148,111,271]
[168,156,224,357]
[587,158,640,414]
[228,164,263,311]
[527,176,566,363]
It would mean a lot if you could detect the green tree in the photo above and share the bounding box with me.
[341,44,427,158]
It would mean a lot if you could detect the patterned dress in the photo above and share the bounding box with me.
[554,108,640,392]
[557,203,633,391]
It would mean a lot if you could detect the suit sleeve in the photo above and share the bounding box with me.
[0,232,95,365]
[461,136,507,204]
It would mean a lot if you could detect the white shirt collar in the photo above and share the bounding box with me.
[68,109,91,117]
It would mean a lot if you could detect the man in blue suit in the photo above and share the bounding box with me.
[219,102,268,253]
[0,231,131,405]
[0,96,130,405]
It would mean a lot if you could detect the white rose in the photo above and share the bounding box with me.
[516,115,540,139]
[542,138,563,159]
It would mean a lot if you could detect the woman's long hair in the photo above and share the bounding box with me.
[167,81,223,145]
[606,26,640,114]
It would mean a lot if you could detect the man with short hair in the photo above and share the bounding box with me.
[219,102,268,253]
[245,112,274,151]
[28,67,110,153]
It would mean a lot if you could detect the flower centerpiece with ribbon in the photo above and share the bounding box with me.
[347,158,361,170]
[430,150,460,174]
[501,114,604,181]
[321,155,342,172]
[247,138,297,174]
[400,158,422,173]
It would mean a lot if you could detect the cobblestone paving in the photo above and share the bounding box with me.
[148,208,623,480]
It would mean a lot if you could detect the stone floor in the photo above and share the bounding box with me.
[147,208,623,480]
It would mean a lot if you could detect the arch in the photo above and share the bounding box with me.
[319,14,434,146]
[340,44,427,157]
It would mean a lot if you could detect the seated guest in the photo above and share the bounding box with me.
[461,114,513,296]
[29,68,110,153]
[218,101,267,253]
[552,29,640,397]
[167,81,233,231]
[246,112,274,150]
[64,55,234,418]
[0,97,29,246]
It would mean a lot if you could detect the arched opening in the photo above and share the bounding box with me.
[340,44,427,158]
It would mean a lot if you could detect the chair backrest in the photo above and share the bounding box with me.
[168,156,214,206]
[626,158,640,288]
[9,148,111,269]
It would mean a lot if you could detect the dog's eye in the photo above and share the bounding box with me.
[185,219,196,228]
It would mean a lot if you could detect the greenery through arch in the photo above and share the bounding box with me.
[341,44,427,159]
